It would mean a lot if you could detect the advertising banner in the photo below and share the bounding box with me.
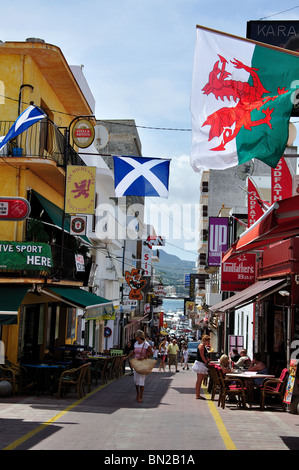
[221,253,256,292]
[271,157,293,204]
[208,217,228,266]
[0,241,52,271]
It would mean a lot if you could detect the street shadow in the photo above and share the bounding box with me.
[0,417,63,450]
[280,436,299,450]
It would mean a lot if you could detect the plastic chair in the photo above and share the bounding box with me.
[260,368,289,411]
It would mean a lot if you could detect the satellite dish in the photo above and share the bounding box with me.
[94,124,110,149]
[237,161,254,181]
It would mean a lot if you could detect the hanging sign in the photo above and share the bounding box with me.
[65,166,96,214]
[125,268,146,300]
[72,119,95,148]
[70,216,87,236]
[208,217,228,266]
[0,197,30,221]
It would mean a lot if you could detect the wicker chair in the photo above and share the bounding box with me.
[90,358,109,386]
[217,367,247,409]
[57,362,90,399]
[0,362,27,396]
[260,368,289,411]
[207,364,222,404]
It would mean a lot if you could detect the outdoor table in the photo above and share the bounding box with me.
[226,372,275,408]
[22,363,66,396]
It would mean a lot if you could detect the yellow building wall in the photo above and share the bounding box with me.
[0,46,87,364]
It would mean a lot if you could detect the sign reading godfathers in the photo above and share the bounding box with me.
[65,166,96,215]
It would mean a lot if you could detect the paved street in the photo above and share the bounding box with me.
[0,365,299,454]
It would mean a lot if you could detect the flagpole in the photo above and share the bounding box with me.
[196,24,299,58]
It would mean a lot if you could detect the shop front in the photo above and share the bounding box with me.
[0,283,113,366]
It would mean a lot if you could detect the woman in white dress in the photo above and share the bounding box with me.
[127,330,153,403]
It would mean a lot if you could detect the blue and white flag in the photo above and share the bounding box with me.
[0,105,46,152]
[113,156,170,198]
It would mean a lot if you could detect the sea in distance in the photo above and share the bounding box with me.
[162,297,184,313]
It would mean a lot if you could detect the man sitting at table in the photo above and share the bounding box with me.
[233,349,251,369]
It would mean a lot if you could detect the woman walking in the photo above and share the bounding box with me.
[158,337,168,371]
[192,335,211,399]
[126,330,153,403]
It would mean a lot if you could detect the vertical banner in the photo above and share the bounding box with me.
[65,166,96,214]
[141,243,152,276]
[247,178,265,227]
[208,217,228,266]
[271,158,293,204]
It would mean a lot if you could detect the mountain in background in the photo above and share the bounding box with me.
[153,249,195,296]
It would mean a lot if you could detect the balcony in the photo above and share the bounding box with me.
[0,118,86,192]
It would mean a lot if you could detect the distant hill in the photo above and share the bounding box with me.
[153,249,195,295]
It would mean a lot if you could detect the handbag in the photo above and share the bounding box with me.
[129,358,157,375]
[130,342,156,375]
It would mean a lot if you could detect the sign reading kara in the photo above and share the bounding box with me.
[0,197,30,221]
[0,241,52,271]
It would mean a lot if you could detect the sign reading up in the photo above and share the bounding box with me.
[208,217,228,266]
[0,241,53,271]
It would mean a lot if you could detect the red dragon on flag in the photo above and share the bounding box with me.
[201,55,288,151]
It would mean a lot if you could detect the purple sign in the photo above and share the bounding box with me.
[208,217,228,266]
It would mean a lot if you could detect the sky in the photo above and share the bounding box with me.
[1,0,299,261]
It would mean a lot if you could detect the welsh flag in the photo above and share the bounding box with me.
[190,26,299,172]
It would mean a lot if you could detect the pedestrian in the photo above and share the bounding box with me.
[167,338,180,372]
[126,330,153,403]
[192,335,211,399]
[182,345,189,370]
[158,337,168,371]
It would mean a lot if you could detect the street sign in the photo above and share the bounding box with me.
[0,197,30,220]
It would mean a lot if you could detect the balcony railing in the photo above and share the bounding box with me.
[0,118,86,167]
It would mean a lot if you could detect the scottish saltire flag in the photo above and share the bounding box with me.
[0,105,46,152]
[190,25,299,172]
[113,156,170,197]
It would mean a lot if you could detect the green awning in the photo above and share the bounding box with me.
[32,190,91,245]
[42,286,113,314]
[0,285,28,324]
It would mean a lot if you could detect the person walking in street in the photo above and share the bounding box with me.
[126,330,153,403]
[182,344,189,370]
[192,335,211,399]
[167,338,180,372]
[158,337,168,371]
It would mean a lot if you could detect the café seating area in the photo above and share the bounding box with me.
[207,363,290,411]
[0,347,127,398]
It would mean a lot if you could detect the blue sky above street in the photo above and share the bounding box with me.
[1,1,299,260]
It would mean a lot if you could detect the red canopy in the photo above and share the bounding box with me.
[223,194,299,262]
